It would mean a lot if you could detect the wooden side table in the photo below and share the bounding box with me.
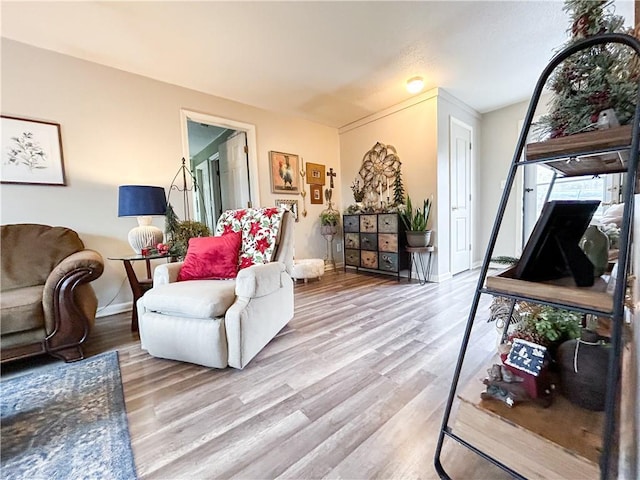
[406,246,434,285]
[108,253,172,331]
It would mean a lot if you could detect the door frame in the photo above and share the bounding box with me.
[180,109,260,208]
[449,116,473,275]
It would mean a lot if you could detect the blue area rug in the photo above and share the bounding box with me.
[1,351,137,480]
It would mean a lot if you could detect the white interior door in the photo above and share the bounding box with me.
[450,118,472,275]
[219,131,250,211]
[194,161,215,231]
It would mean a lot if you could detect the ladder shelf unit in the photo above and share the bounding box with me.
[434,33,640,480]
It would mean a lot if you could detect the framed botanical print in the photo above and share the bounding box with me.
[275,199,299,222]
[310,184,323,204]
[1,115,66,185]
[269,150,300,194]
[305,162,325,185]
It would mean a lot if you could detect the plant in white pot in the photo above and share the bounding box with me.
[319,210,340,235]
[400,195,432,247]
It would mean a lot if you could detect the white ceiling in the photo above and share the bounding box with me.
[1,1,635,128]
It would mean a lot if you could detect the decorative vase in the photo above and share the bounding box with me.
[406,230,432,248]
[580,225,609,276]
[557,330,609,411]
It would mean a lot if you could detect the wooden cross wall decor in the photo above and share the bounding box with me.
[327,167,337,189]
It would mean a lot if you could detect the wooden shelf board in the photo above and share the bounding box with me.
[454,374,603,479]
[526,125,632,160]
[525,125,634,177]
[485,267,613,313]
[545,152,629,177]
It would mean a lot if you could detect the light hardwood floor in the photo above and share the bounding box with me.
[6,269,511,479]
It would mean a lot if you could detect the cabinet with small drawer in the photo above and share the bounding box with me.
[345,249,360,267]
[344,233,360,249]
[343,215,360,232]
[342,213,408,280]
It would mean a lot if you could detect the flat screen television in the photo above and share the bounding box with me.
[514,200,600,287]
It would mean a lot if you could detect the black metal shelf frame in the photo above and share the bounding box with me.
[434,33,640,480]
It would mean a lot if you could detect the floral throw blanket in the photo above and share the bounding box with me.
[215,207,285,269]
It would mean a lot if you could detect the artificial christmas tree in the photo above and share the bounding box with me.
[538,0,638,138]
[392,164,405,206]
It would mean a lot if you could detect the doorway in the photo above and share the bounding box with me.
[180,109,260,230]
[218,131,251,215]
[449,117,473,275]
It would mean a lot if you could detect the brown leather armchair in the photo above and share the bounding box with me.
[1,224,104,362]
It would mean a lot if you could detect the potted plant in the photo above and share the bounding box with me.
[165,203,211,259]
[400,195,432,247]
[507,303,582,358]
[319,210,340,235]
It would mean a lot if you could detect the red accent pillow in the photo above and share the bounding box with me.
[177,231,242,281]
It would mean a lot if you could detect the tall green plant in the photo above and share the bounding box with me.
[164,203,180,243]
[400,195,432,231]
[392,167,405,206]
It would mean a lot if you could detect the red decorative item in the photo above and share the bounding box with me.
[572,14,591,38]
[156,243,170,255]
[500,352,552,403]
[177,231,242,281]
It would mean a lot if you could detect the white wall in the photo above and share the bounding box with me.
[339,90,438,272]
[477,95,550,262]
[436,91,481,276]
[339,92,438,207]
[338,88,480,280]
[1,39,340,315]
[477,100,527,261]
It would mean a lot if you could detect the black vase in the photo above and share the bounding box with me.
[557,330,609,411]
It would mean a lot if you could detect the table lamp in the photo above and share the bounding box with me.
[118,185,167,254]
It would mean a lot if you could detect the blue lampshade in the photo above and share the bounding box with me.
[118,185,166,217]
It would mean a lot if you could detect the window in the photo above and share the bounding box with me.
[524,165,621,242]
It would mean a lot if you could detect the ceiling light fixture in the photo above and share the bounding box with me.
[406,76,424,94]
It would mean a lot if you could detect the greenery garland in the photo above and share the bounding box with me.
[537,0,638,138]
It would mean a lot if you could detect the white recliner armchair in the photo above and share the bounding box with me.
[137,209,294,369]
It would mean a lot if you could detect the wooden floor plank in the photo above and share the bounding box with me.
[3,269,515,479]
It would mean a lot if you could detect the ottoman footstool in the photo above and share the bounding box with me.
[291,258,325,283]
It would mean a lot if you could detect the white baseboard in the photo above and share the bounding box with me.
[96,301,132,319]
[433,272,452,283]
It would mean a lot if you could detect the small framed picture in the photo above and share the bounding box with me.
[1,115,66,186]
[269,151,300,194]
[276,199,299,222]
[310,184,323,204]
[306,162,326,186]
